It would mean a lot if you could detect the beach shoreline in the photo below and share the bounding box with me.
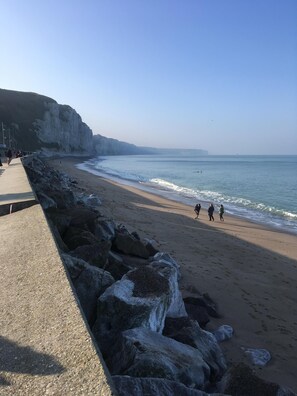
[49,156,297,392]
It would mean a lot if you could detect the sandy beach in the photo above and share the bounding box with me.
[49,157,297,392]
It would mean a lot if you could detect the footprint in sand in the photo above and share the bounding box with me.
[266,314,277,320]
[261,321,268,331]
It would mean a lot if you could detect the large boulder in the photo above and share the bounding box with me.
[107,327,211,391]
[163,317,227,382]
[184,295,220,318]
[150,252,181,280]
[69,241,111,269]
[112,376,226,396]
[94,218,116,241]
[45,208,72,236]
[112,228,151,258]
[62,254,114,324]
[218,363,296,396]
[63,226,101,250]
[184,302,210,328]
[105,251,134,280]
[148,258,187,318]
[37,192,57,209]
[41,188,76,209]
[66,206,99,232]
[92,266,171,355]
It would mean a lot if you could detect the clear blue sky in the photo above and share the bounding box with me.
[1,0,296,154]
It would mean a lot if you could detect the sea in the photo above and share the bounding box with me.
[76,154,297,235]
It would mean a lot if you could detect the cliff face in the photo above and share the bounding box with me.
[35,103,93,154]
[0,88,93,154]
[93,134,150,155]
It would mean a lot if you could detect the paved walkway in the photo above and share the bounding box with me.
[0,159,36,216]
[0,158,116,395]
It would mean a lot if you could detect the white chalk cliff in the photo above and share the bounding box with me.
[35,102,93,153]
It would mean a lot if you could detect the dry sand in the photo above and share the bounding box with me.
[49,157,297,392]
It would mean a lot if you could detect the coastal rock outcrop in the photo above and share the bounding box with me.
[163,317,227,381]
[107,327,211,390]
[148,258,187,318]
[62,254,115,324]
[0,88,93,153]
[35,102,93,154]
[112,227,151,258]
[92,266,171,354]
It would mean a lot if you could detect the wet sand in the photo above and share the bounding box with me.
[49,157,297,392]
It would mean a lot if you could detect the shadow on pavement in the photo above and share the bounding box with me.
[0,336,65,386]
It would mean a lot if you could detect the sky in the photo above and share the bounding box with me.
[0,0,296,155]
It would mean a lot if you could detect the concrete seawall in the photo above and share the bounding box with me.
[0,159,116,395]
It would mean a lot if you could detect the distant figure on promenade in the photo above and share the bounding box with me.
[7,149,12,165]
[208,203,215,221]
[194,203,201,219]
[219,204,225,221]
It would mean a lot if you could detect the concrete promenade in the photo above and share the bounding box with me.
[0,159,116,395]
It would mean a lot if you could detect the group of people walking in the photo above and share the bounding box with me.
[194,203,225,221]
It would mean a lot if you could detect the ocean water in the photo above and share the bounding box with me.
[76,154,297,235]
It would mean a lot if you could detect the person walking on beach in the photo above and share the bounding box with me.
[7,149,12,165]
[194,203,201,219]
[219,204,225,221]
[208,203,214,221]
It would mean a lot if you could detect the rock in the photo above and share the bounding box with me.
[92,267,171,355]
[37,192,57,209]
[112,376,226,396]
[42,188,76,209]
[62,254,114,324]
[113,232,150,258]
[106,251,133,280]
[67,207,99,232]
[218,363,296,396]
[94,218,116,241]
[63,226,101,250]
[183,294,220,318]
[126,267,169,299]
[149,258,187,318]
[184,302,210,328]
[77,193,102,207]
[163,317,227,382]
[45,208,72,236]
[144,238,159,256]
[69,241,111,269]
[120,255,149,270]
[212,325,234,342]
[150,252,181,280]
[107,327,211,390]
[242,348,271,366]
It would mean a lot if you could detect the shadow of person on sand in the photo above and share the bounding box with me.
[0,336,65,386]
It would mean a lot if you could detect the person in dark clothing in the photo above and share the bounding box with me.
[219,204,225,221]
[194,203,201,219]
[7,149,12,165]
[208,203,215,221]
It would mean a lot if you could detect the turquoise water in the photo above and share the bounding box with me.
[77,155,297,235]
